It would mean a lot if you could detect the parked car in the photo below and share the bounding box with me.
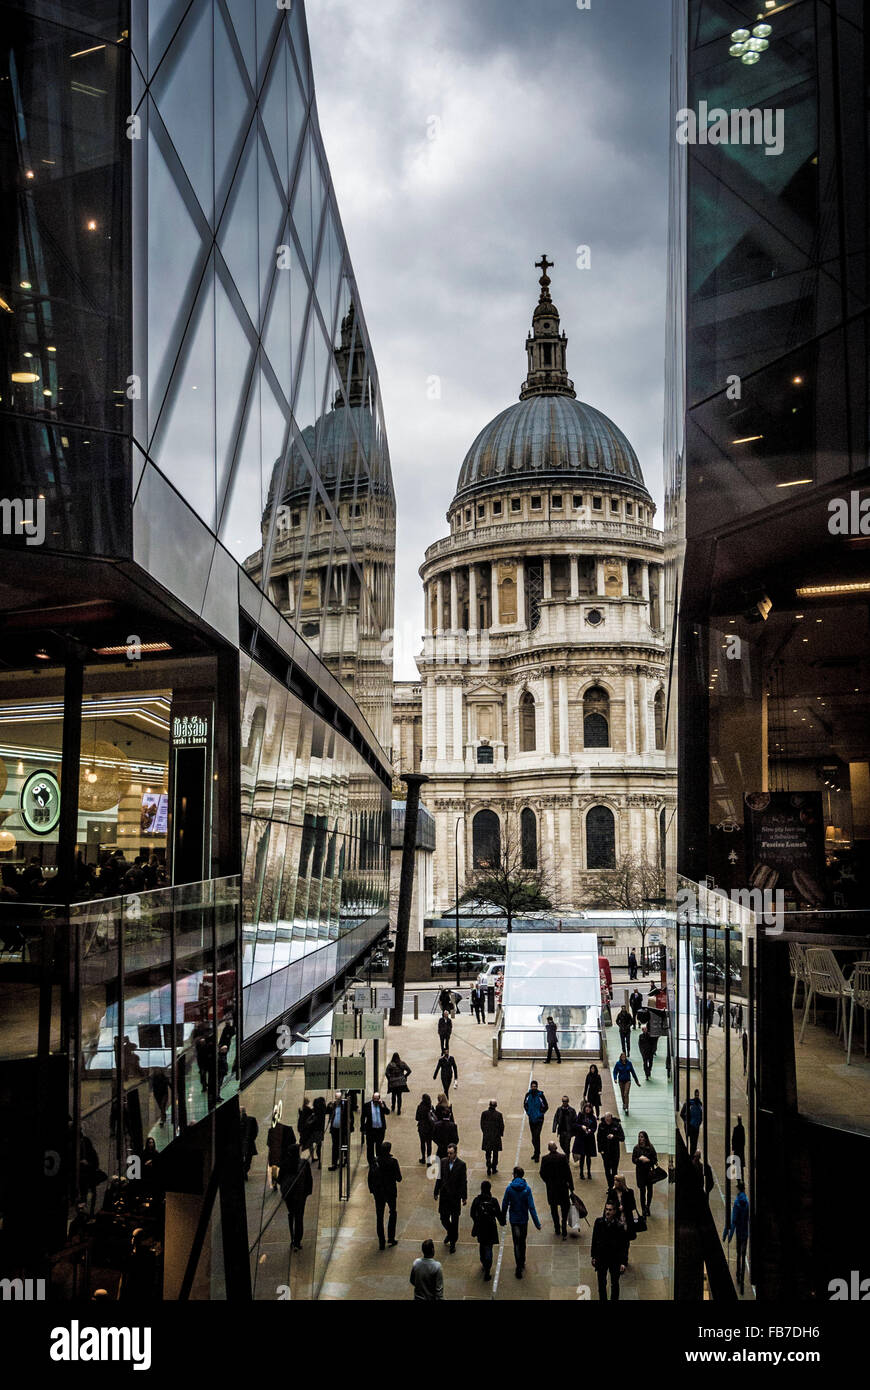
[478,961,504,982]
[432,950,494,975]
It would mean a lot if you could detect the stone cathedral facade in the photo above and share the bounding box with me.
[393,261,674,915]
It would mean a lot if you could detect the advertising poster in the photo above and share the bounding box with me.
[744,791,827,905]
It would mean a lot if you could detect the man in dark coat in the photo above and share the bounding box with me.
[629,988,644,1026]
[544,1015,561,1063]
[367,1141,402,1249]
[437,1011,453,1055]
[433,1143,467,1253]
[326,1090,354,1171]
[433,1052,458,1097]
[470,983,487,1024]
[597,1112,625,1187]
[552,1095,577,1159]
[638,1025,656,1079]
[615,1005,633,1056]
[628,949,638,980]
[279,1145,313,1252]
[469,1179,504,1280]
[360,1092,388,1164]
[433,1108,459,1158]
[591,1200,630,1300]
[479,1099,504,1176]
[731,1115,746,1179]
[240,1107,259,1178]
[540,1140,574,1238]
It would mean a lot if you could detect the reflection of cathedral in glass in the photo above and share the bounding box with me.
[245,297,395,751]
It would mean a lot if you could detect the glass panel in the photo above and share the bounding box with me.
[150,0,215,223]
[149,257,217,528]
[225,0,257,86]
[217,124,260,333]
[147,130,208,433]
[258,125,286,326]
[214,0,254,220]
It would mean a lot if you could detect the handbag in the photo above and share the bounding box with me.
[570,1192,588,1220]
[426,1155,441,1181]
[650,1164,667,1185]
[634,1213,648,1232]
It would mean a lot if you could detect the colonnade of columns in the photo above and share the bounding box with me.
[423,556,664,633]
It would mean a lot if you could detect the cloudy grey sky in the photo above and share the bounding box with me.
[306,0,672,679]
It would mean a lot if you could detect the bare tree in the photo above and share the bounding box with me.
[459,820,558,933]
[579,853,666,966]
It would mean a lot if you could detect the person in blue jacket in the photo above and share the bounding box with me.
[523,1080,549,1163]
[723,1180,750,1294]
[612,1052,640,1116]
[501,1166,542,1278]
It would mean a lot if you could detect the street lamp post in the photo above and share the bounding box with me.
[454,813,465,990]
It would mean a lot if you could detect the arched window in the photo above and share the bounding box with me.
[521,807,538,869]
[473,809,501,869]
[519,690,536,752]
[654,689,665,750]
[583,686,610,748]
[659,806,667,875]
[586,805,616,869]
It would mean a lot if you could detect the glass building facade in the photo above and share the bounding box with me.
[0,0,394,1300]
[666,0,870,1299]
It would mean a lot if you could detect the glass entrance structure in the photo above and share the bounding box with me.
[500,931,603,1056]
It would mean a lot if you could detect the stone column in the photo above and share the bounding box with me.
[625,671,636,754]
[569,556,579,598]
[435,575,444,633]
[596,559,606,596]
[490,562,500,627]
[620,560,629,596]
[641,563,650,602]
[542,673,553,756]
[517,561,526,628]
[453,684,463,762]
[468,564,478,633]
[449,569,459,631]
[435,682,447,761]
[637,672,648,753]
[543,557,552,600]
[558,673,569,757]
[423,581,429,635]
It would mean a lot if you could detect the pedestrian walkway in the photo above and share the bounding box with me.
[604,1020,672,1154]
[318,1010,671,1300]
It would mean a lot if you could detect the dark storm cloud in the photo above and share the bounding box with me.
[306,0,671,678]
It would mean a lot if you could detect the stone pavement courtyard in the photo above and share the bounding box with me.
[318,1004,672,1300]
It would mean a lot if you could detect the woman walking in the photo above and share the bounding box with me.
[607,1172,639,1252]
[631,1130,658,1219]
[415,1093,436,1165]
[385,1052,412,1114]
[573,1101,597,1179]
[583,1063,603,1117]
[470,1179,505,1282]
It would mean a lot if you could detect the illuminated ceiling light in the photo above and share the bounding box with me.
[746,37,768,52]
[34,648,50,661]
[93,641,172,656]
[795,613,804,618]
[47,345,56,353]
[731,28,751,41]
[796,581,870,598]
[776,479,812,487]
[0,296,12,313]
[70,44,106,57]
[753,22,773,37]
[792,375,803,384]
[742,51,761,64]
[732,435,763,444]
[25,170,34,179]
[42,389,52,397]
[22,352,33,358]
[729,42,748,56]
[11,372,39,383]
[86,219,98,231]
[19,281,31,289]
